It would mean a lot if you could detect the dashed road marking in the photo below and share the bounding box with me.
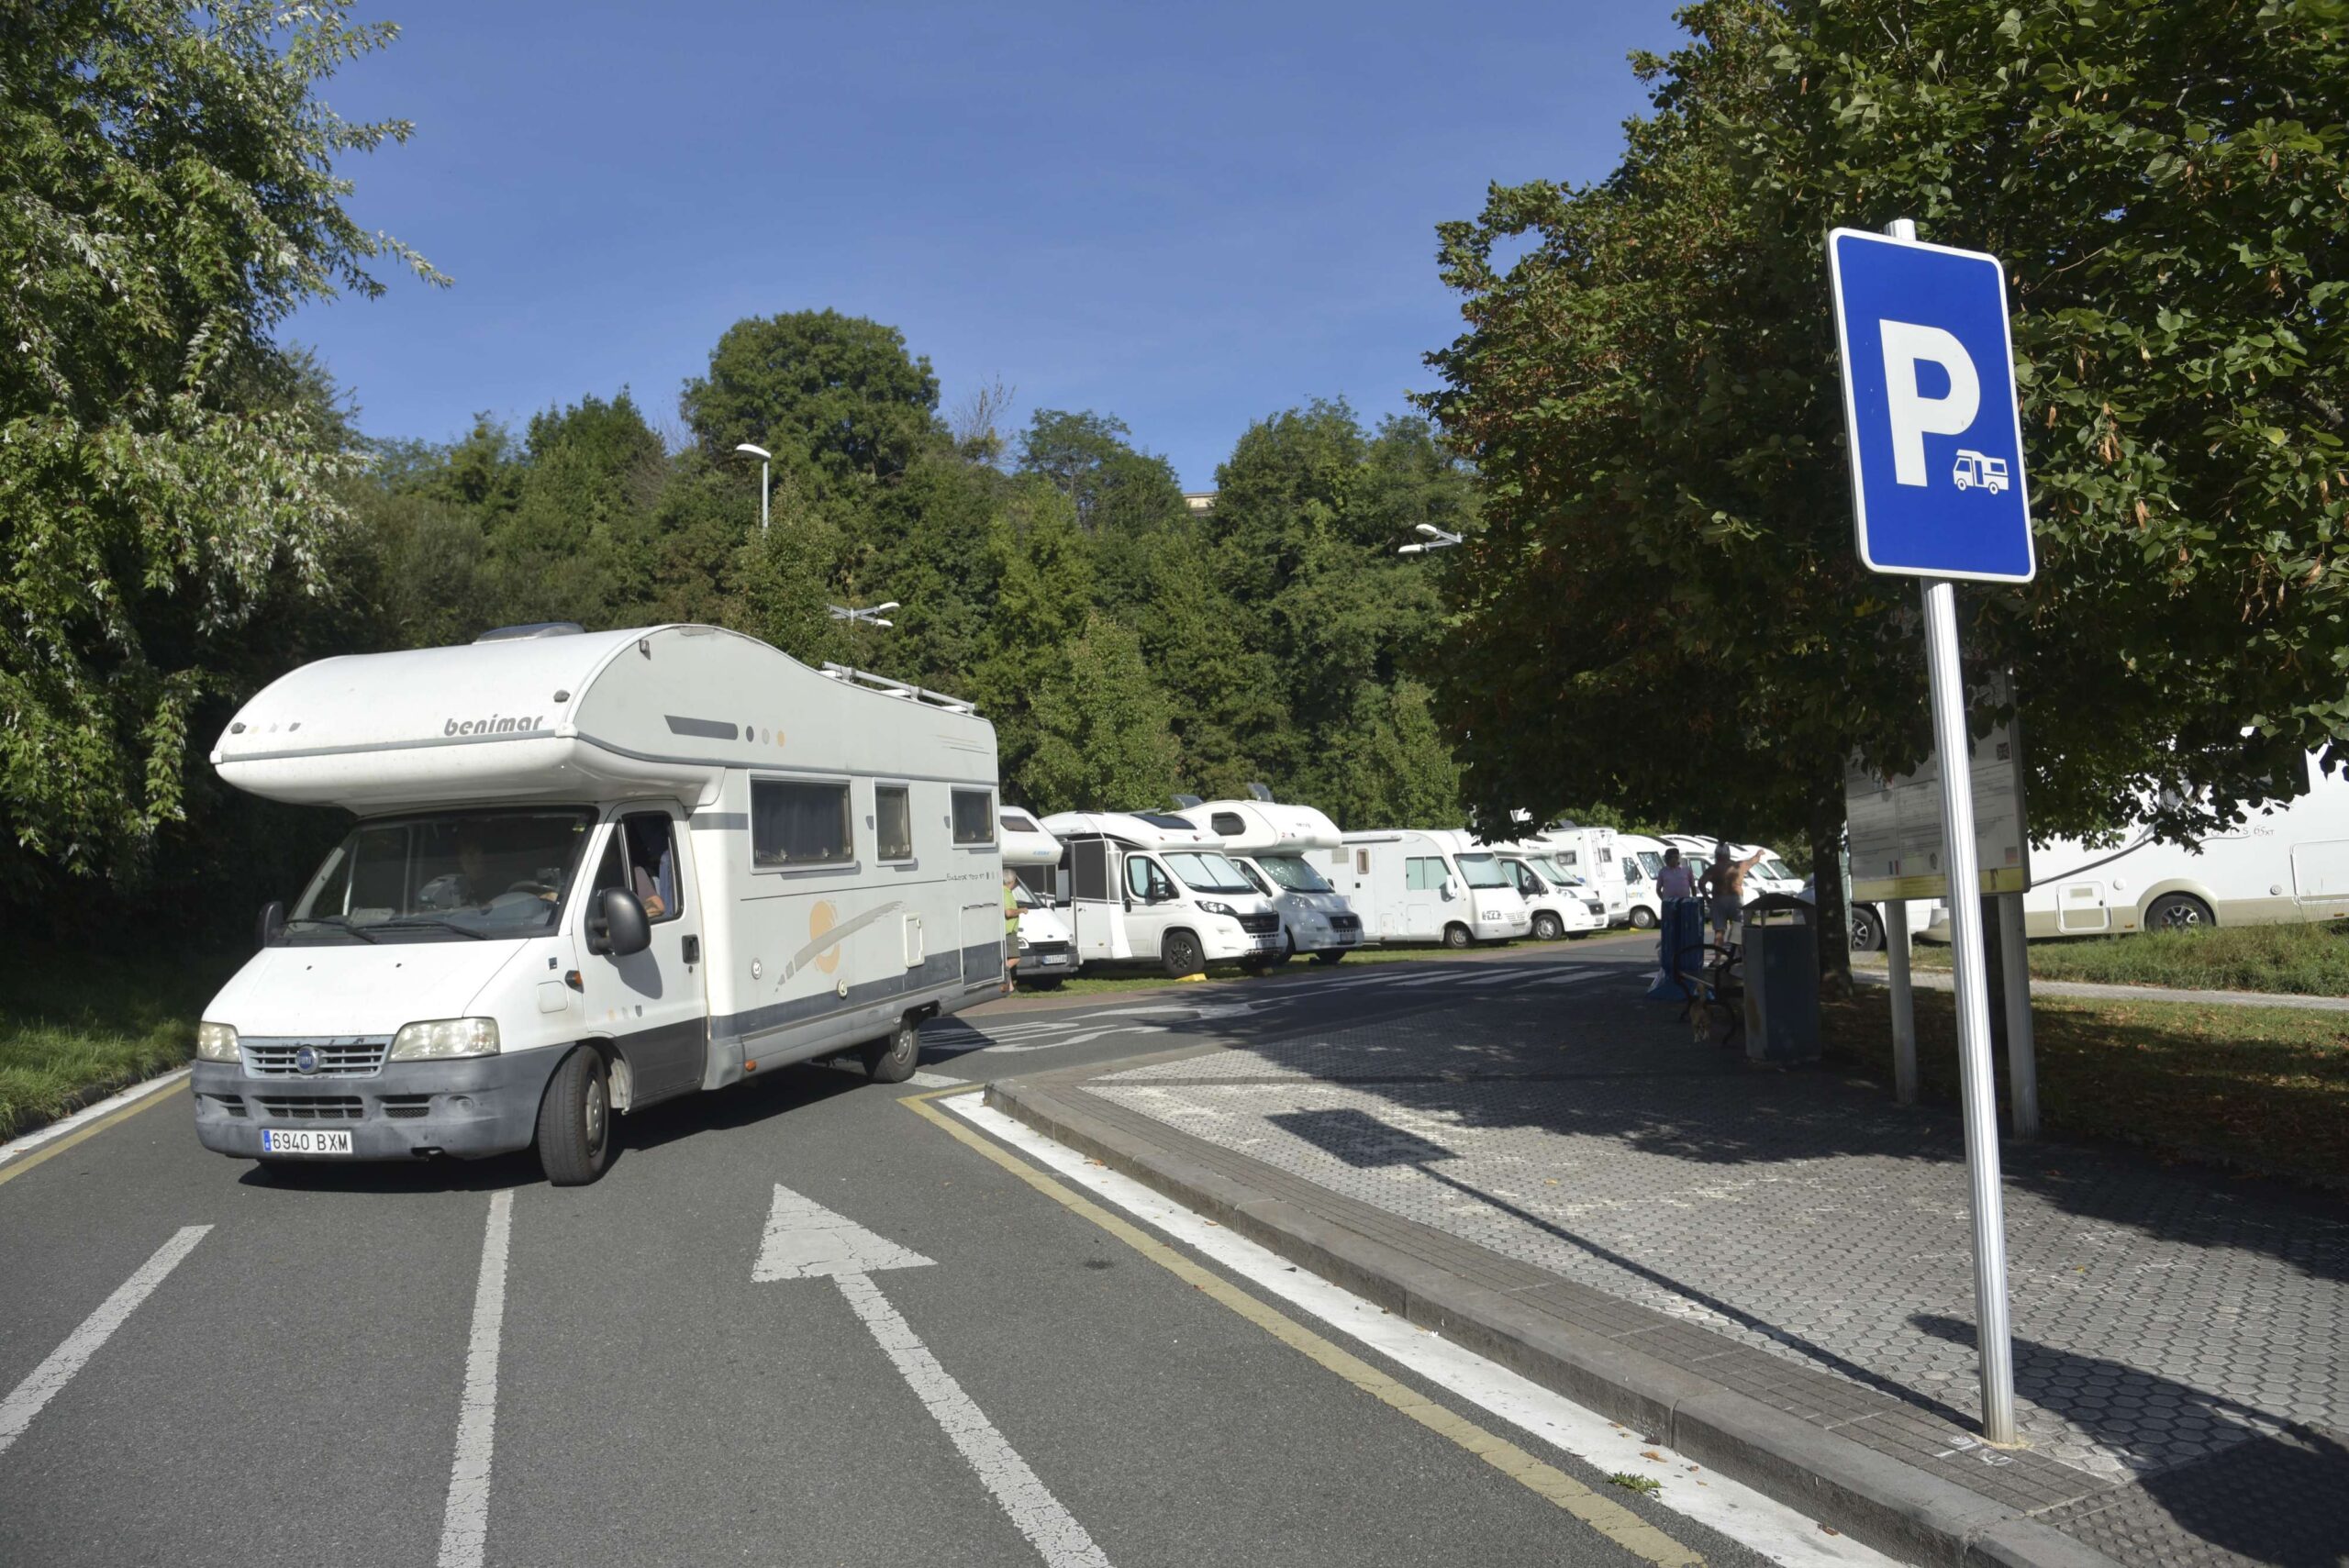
[0,1224,211,1455]
[435,1191,513,1568]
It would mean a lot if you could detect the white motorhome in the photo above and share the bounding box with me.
[1000,807,1074,986]
[192,623,1004,1184]
[1616,833,1668,929]
[1923,753,2349,940]
[1175,795,1364,963]
[1497,848,1607,940]
[1038,811,1286,976]
[1524,824,1631,926]
[1321,829,1533,947]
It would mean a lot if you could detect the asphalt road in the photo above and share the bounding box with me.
[0,935,1798,1568]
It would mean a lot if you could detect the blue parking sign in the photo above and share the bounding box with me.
[1829,229,2034,583]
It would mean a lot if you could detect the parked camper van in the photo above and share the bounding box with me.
[1175,795,1364,964]
[1039,811,1286,976]
[1525,825,1631,926]
[1616,833,1668,929]
[1497,849,1607,940]
[193,624,1004,1184]
[1922,753,2349,940]
[1323,829,1533,947]
[1000,807,1075,986]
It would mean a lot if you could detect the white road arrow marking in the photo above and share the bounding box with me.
[753,1184,1112,1567]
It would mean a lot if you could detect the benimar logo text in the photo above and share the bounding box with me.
[444,714,546,737]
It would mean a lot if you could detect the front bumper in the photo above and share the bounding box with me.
[191,1050,566,1162]
[1474,914,1533,940]
[1201,923,1286,961]
[1288,916,1362,954]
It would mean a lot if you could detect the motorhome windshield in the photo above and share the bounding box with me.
[1253,853,1332,894]
[1163,851,1256,895]
[1759,855,1796,882]
[281,807,597,944]
[1456,852,1510,889]
[1535,858,1581,888]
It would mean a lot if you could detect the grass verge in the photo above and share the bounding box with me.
[1820,987,2349,1189]
[1874,918,2349,996]
[0,948,240,1142]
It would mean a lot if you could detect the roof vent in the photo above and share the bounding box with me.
[475,622,585,642]
[1171,794,1205,809]
[1245,782,1275,802]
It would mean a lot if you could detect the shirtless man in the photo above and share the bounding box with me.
[1701,844,1766,940]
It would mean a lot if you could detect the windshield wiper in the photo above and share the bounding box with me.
[377,915,491,940]
[284,916,383,945]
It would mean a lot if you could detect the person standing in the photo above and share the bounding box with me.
[1655,847,1696,901]
[1702,845,1766,940]
[1002,869,1021,995]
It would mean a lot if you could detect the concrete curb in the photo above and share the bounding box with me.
[989,1073,2122,1568]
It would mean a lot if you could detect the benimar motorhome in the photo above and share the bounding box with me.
[1497,848,1608,940]
[1523,824,1631,927]
[1322,829,1533,947]
[193,623,1004,1184]
[1922,752,2349,940]
[1000,806,1075,985]
[1038,811,1286,975]
[1174,793,1363,963]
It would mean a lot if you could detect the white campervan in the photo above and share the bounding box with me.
[192,623,1004,1184]
[1322,829,1533,947]
[1175,795,1364,964]
[1524,824,1631,927]
[1039,810,1286,976]
[1497,848,1607,940]
[1000,807,1075,987]
[1616,832,1668,929]
[1923,752,2349,940]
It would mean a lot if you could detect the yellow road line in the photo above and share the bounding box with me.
[903,1088,1702,1567]
[0,1081,183,1190]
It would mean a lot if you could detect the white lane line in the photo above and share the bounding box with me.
[832,1270,1113,1567]
[909,1071,967,1088]
[0,1224,210,1455]
[435,1190,514,1568]
[0,1068,191,1167]
[949,1099,1897,1568]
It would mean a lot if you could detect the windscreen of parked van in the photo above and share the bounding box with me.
[1253,854,1332,894]
[281,807,596,943]
[1535,858,1582,888]
[1455,852,1510,889]
[1163,851,1256,895]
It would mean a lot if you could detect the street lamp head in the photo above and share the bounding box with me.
[1414,523,1442,537]
[871,618,893,629]
[734,443,771,461]
[1397,543,1426,556]
[874,601,900,613]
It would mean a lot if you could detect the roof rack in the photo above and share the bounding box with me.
[818,662,978,716]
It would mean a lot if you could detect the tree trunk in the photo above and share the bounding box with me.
[1808,773,1854,1000]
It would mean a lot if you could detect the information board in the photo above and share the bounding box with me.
[1846,710,2032,900]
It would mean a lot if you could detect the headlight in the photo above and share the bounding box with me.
[195,1022,239,1062]
[1197,901,1238,917]
[390,1018,500,1062]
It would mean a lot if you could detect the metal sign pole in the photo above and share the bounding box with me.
[1922,573,2020,1450]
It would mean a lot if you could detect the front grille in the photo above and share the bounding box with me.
[381,1095,432,1119]
[242,1037,392,1077]
[1329,914,1361,932]
[205,1094,249,1118]
[1586,902,1607,917]
[254,1095,363,1120]
[1238,913,1281,935]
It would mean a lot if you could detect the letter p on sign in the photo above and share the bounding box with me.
[1829,229,2033,583]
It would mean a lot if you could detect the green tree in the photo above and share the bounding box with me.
[680,310,941,486]
[1420,0,2349,975]
[0,1,437,879]
[1025,611,1185,815]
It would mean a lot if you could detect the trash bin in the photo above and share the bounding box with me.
[1741,893,1819,1062]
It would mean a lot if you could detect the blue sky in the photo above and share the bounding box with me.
[292,1,1688,490]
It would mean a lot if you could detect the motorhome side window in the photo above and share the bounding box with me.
[751,779,853,868]
[1212,812,1247,838]
[875,785,914,861]
[1126,856,1172,902]
[1405,856,1446,891]
[952,788,996,845]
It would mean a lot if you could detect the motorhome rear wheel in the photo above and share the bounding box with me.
[861,1013,923,1084]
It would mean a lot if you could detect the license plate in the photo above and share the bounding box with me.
[261,1128,353,1156]
[1038,952,1068,966]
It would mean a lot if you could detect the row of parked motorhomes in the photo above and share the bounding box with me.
[183,624,2347,1184]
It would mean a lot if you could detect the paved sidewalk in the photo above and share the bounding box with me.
[1853,962,2349,1014]
[993,956,2349,1567]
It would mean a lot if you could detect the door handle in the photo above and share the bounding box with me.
[683,935,700,964]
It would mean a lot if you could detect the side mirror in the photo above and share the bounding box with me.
[588,888,651,957]
[256,900,285,951]
[1443,876,1463,900]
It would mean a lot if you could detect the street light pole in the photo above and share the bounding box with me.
[828,600,898,663]
[734,443,772,533]
[1397,523,1464,557]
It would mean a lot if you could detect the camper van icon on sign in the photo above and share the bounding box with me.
[1952,449,2009,494]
